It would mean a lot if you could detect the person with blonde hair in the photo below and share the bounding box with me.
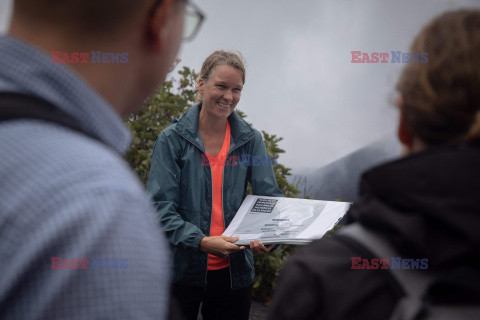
[147,50,283,320]
[269,9,480,320]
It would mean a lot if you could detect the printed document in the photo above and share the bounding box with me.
[223,195,350,245]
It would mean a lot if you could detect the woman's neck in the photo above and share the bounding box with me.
[198,106,227,136]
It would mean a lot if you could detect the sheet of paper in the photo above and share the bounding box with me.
[223,195,350,245]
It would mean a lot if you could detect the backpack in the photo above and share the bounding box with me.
[0,91,97,140]
[337,223,480,320]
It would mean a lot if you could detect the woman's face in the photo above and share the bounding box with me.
[198,65,243,120]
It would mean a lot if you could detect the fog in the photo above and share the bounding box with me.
[2,0,479,173]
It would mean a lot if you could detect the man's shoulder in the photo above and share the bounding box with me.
[0,120,169,319]
[0,120,146,204]
[0,120,161,253]
[2,120,132,169]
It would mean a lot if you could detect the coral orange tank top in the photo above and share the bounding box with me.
[205,121,231,270]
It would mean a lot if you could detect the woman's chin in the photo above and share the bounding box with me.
[216,108,233,118]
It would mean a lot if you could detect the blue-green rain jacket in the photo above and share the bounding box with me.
[147,103,283,289]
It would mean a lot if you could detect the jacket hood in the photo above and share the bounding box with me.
[173,103,255,153]
[352,144,480,270]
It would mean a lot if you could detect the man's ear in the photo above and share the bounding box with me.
[397,94,413,146]
[146,0,176,51]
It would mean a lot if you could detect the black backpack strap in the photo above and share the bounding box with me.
[0,91,98,141]
[337,224,440,320]
[334,228,405,300]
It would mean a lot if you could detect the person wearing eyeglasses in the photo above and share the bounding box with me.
[147,50,284,320]
[0,0,203,319]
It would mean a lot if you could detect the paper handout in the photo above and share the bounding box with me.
[223,195,350,245]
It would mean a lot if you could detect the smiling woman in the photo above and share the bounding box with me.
[147,49,284,320]
[198,64,243,121]
[196,50,246,100]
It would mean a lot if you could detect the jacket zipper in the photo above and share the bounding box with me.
[221,162,233,289]
[173,129,212,286]
[223,134,256,289]
[206,160,214,287]
[175,128,256,289]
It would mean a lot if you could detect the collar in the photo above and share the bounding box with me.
[173,103,255,153]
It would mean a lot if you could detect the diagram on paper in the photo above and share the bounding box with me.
[233,197,327,241]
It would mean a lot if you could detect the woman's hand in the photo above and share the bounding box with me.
[199,236,246,258]
[250,239,275,254]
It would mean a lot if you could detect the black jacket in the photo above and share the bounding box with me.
[268,145,480,320]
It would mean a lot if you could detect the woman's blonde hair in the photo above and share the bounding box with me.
[397,9,480,146]
[196,50,246,102]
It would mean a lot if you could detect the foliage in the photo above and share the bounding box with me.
[125,67,198,184]
[124,66,302,302]
[251,131,301,302]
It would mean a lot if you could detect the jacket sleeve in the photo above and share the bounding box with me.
[268,251,323,320]
[249,130,284,197]
[147,130,206,250]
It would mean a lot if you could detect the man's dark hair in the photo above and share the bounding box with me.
[13,0,154,37]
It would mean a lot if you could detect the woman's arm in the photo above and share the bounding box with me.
[147,130,206,250]
[199,235,246,258]
[147,130,246,256]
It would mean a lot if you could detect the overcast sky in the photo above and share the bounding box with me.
[1,0,479,172]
